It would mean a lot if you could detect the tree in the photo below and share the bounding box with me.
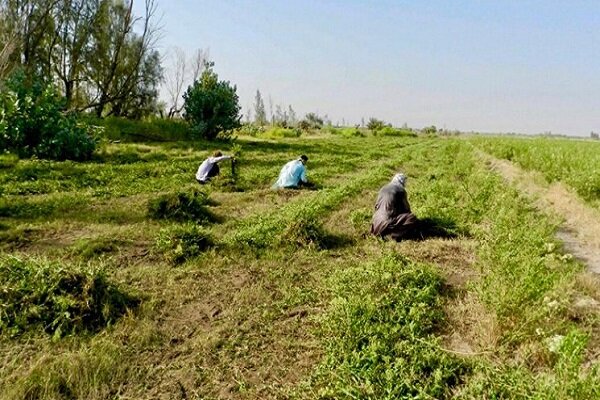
[0,0,164,118]
[86,0,161,117]
[182,62,241,140]
[254,89,266,126]
[287,105,296,126]
[367,117,386,132]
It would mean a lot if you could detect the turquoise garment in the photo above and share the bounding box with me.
[273,159,307,188]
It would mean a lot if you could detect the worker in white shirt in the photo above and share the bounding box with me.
[272,155,313,189]
[196,150,233,184]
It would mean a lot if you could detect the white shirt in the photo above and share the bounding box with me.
[196,155,231,181]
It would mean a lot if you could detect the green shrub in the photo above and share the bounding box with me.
[235,124,265,137]
[0,153,19,168]
[323,126,364,137]
[377,126,417,137]
[261,126,302,138]
[147,189,216,223]
[183,62,241,140]
[82,116,191,142]
[155,223,213,264]
[0,72,96,161]
[367,117,387,132]
[0,255,138,337]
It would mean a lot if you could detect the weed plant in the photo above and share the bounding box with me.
[155,223,214,264]
[0,255,137,337]
[147,188,216,223]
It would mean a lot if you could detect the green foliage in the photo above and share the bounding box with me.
[183,63,241,140]
[422,125,438,135]
[155,223,214,264]
[377,126,417,137]
[261,126,302,138]
[0,152,18,168]
[311,254,466,398]
[147,189,217,223]
[83,116,191,142]
[325,126,365,137]
[0,255,137,337]
[70,237,130,260]
[235,123,266,137]
[298,112,324,131]
[0,72,96,160]
[366,117,387,132]
[472,137,600,208]
[461,330,600,399]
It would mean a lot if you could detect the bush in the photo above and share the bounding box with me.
[377,126,417,137]
[155,223,213,264]
[0,72,96,160]
[147,189,217,223]
[83,116,191,142]
[261,127,302,138]
[327,127,364,137]
[298,112,324,131]
[367,117,387,132]
[234,123,266,137]
[183,62,241,140]
[0,255,138,337]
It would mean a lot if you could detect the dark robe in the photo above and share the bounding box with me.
[370,183,418,241]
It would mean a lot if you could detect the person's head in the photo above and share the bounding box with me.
[299,154,308,165]
[213,150,222,157]
[391,173,407,187]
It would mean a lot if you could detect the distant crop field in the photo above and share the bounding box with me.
[1,135,599,399]
[471,136,600,208]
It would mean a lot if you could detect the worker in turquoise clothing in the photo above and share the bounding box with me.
[273,155,313,189]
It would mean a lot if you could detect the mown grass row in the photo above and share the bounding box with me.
[292,139,599,398]
[414,141,599,397]
[226,145,418,249]
[471,136,600,208]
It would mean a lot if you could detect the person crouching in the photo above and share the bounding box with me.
[196,150,233,184]
[370,173,418,241]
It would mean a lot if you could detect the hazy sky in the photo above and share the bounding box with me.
[142,0,600,136]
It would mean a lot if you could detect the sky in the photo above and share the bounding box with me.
[138,0,600,136]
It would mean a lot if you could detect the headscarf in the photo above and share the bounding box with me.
[391,173,407,187]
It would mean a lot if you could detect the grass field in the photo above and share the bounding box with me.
[1,134,599,399]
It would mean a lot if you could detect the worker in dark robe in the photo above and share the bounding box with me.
[370,173,418,241]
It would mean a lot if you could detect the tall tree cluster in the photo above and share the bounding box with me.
[0,0,162,118]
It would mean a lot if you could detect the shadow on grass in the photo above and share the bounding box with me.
[317,232,356,250]
[408,216,466,241]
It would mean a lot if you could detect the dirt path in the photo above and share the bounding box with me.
[480,152,600,274]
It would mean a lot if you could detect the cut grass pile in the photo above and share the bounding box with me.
[147,188,217,223]
[0,255,138,337]
[155,223,214,264]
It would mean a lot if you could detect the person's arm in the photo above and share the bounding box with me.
[299,165,307,183]
[212,155,232,163]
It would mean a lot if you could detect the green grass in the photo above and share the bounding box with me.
[303,254,467,399]
[0,255,138,337]
[0,134,599,399]
[471,136,600,208]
